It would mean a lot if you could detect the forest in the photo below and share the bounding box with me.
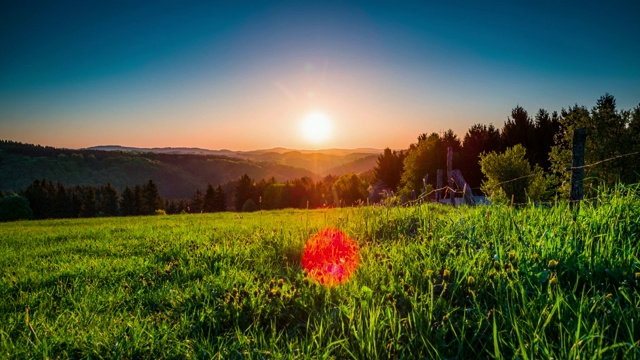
[1,93,639,221]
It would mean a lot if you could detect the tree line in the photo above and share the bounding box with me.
[0,179,226,221]
[371,93,639,204]
[1,93,638,220]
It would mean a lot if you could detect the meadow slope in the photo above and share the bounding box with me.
[1,186,639,359]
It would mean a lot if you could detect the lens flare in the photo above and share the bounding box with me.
[302,227,359,286]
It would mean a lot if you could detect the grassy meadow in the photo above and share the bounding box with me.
[1,186,639,359]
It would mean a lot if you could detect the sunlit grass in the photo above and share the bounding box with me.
[1,186,639,358]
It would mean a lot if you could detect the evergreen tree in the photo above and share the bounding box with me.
[532,109,560,171]
[0,194,33,222]
[133,185,143,215]
[22,179,56,219]
[120,186,135,216]
[142,180,163,215]
[373,148,406,191]
[233,174,255,211]
[400,132,460,197]
[80,186,97,217]
[203,183,216,212]
[190,189,204,213]
[461,123,502,191]
[166,200,179,214]
[213,185,227,212]
[53,183,73,218]
[550,94,635,197]
[70,186,83,217]
[100,183,119,216]
[501,106,535,159]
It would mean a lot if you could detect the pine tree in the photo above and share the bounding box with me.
[142,180,163,215]
[133,185,143,215]
[234,174,254,211]
[53,183,73,218]
[203,184,216,213]
[373,148,406,191]
[80,186,97,218]
[190,189,204,213]
[120,186,135,216]
[213,185,227,212]
[100,183,119,216]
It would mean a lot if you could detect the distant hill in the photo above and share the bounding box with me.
[86,145,382,176]
[324,154,379,176]
[0,141,316,199]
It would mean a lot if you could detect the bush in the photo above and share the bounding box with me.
[0,195,33,222]
[480,144,548,204]
[241,199,259,212]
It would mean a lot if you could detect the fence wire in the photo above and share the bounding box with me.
[383,149,639,207]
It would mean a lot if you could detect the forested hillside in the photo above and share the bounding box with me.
[0,141,316,199]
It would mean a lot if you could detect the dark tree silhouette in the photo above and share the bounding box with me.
[80,186,97,218]
[400,131,461,196]
[213,185,227,212]
[120,186,135,216]
[22,179,55,219]
[0,194,33,222]
[203,184,216,213]
[234,174,255,211]
[190,189,204,213]
[373,148,406,191]
[98,183,119,216]
[54,183,73,218]
[141,180,163,215]
[461,123,502,191]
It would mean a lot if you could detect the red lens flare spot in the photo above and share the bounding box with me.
[302,227,359,286]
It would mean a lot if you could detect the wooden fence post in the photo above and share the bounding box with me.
[436,169,443,202]
[451,169,475,205]
[570,128,587,211]
[447,147,455,206]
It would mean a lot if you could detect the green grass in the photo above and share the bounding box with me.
[1,186,639,359]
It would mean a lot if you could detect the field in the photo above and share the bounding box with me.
[1,187,639,359]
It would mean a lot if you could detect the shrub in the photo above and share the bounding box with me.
[480,144,548,204]
[0,195,33,222]
[241,199,259,212]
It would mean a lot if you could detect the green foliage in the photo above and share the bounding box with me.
[141,180,163,215]
[203,184,216,212]
[0,194,33,221]
[241,198,259,212]
[460,123,502,189]
[400,130,461,197]
[332,173,368,206]
[480,145,548,204]
[234,174,255,211]
[550,94,640,197]
[0,140,316,199]
[1,187,639,358]
[213,185,227,212]
[373,148,406,191]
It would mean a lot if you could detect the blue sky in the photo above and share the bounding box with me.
[1,0,638,150]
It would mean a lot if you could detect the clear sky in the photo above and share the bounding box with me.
[1,0,639,150]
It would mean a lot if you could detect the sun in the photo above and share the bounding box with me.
[301,112,332,144]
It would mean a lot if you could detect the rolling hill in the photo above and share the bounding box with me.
[0,141,382,199]
[87,145,381,176]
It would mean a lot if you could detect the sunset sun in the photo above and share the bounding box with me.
[301,112,332,144]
